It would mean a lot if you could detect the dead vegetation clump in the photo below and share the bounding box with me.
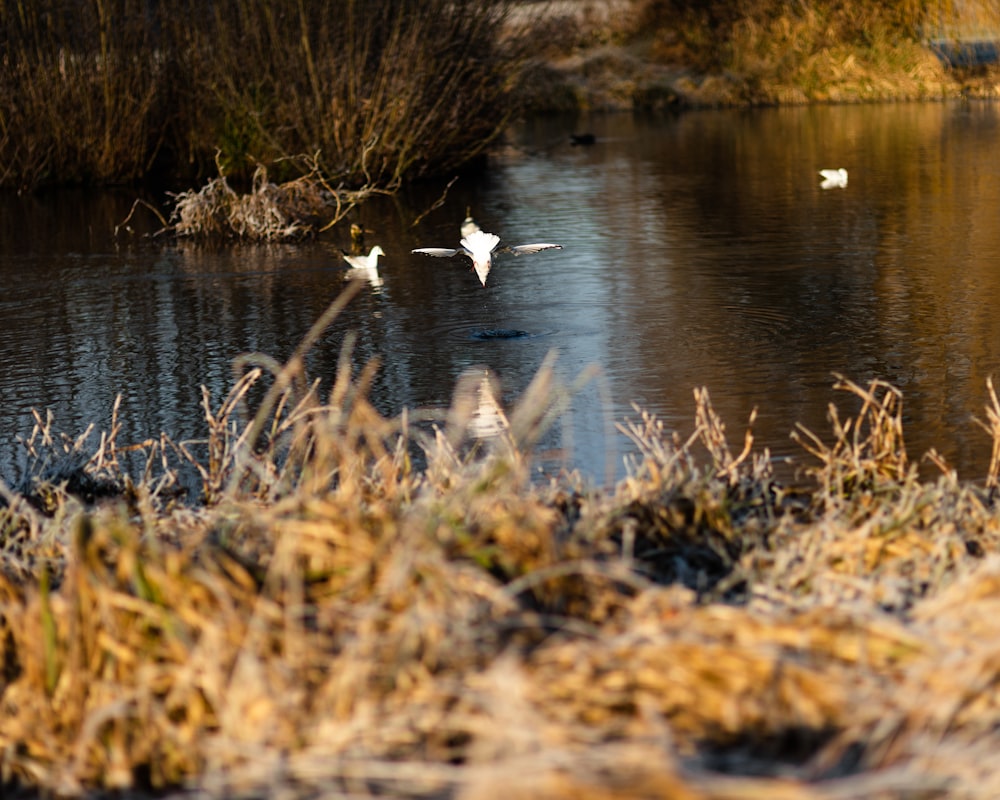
[7,287,1000,797]
[166,161,376,241]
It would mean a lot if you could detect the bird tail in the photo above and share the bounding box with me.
[473,260,491,287]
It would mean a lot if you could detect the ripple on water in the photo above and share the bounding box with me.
[425,318,553,343]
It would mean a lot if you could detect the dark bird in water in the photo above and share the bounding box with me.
[413,229,562,287]
[349,223,374,255]
[570,133,596,146]
[461,215,481,238]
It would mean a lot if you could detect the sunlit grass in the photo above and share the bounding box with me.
[4,285,1000,796]
[632,0,999,104]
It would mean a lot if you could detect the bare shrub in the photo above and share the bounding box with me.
[0,0,526,190]
[0,0,164,188]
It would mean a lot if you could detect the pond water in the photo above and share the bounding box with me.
[3,102,1000,493]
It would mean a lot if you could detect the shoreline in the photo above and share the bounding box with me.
[514,1,1000,113]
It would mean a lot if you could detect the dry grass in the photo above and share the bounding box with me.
[164,158,382,241]
[0,0,525,191]
[630,0,973,104]
[0,0,162,188]
[6,286,1000,797]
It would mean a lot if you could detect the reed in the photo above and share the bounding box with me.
[0,0,163,188]
[0,0,523,190]
[5,286,1000,796]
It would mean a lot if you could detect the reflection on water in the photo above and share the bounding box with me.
[3,103,1000,490]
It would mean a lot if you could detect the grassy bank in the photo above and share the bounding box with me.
[520,0,1000,111]
[4,286,1000,796]
[0,0,523,191]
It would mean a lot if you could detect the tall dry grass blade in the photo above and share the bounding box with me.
[39,562,59,696]
[692,386,764,484]
[508,354,599,460]
[224,280,362,498]
[792,374,912,500]
[973,376,1000,494]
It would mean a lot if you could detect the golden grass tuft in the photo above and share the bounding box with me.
[634,0,959,104]
[6,287,1000,796]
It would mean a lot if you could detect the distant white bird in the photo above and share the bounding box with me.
[412,229,562,287]
[819,168,848,189]
[460,215,481,238]
[342,245,385,289]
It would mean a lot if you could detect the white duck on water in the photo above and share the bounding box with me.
[412,229,562,287]
[342,244,384,270]
[342,245,385,288]
[819,168,848,189]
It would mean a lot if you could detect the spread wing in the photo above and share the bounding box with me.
[412,247,461,258]
[342,253,370,269]
[506,243,562,256]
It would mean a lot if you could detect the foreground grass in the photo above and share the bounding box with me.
[4,288,1000,797]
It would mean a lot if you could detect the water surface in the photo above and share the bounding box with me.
[3,102,1000,491]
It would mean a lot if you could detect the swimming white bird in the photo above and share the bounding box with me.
[412,229,562,287]
[819,168,848,189]
[342,245,385,288]
[342,244,384,270]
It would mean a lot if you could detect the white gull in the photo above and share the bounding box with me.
[819,168,848,189]
[412,229,562,287]
[342,245,385,289]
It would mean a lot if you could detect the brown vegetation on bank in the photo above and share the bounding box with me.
[4,286,1000,797]
[3,1,1000,192]
[518,0,1000,110]
[0,0,525,191]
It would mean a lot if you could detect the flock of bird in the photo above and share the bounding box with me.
[341,215,563,290]
[342,167,846,286]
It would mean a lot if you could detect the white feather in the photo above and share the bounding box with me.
[507,243,562,256]
[412,247,460,258]
[342,245,384,270]
[412,228,562,287]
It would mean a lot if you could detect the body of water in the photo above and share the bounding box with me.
[3,102,1000,492]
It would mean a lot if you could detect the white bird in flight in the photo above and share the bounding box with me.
[412,229,562,287]
[819,168,848,189]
